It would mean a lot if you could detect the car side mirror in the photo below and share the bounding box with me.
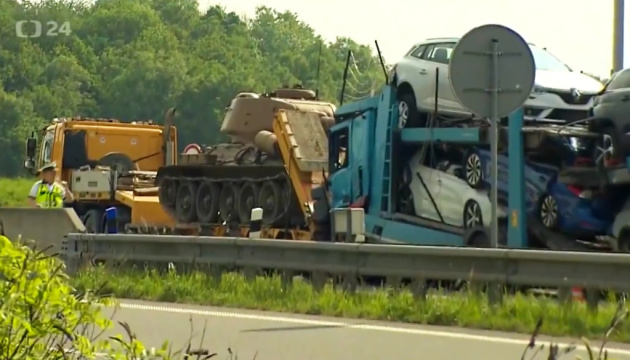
[453,168,464,179]
[26,137,37,158]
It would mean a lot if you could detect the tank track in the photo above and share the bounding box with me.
[157,165,304,229]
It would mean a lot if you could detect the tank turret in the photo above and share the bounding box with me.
[220,85,336,144]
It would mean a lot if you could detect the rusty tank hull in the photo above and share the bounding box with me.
[156,86,335,231]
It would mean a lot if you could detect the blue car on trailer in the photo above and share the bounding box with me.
[460,147,614,239]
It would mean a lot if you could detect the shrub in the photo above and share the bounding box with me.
[0,236,213,359]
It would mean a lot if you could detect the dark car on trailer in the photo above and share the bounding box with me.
[588,68,630,165]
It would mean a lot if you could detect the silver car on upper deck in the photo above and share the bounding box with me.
[390,37,604,128]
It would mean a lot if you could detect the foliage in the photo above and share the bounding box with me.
[1,0,386,177]
[522,303,628,360]
[0,236,111,358]
[0,236,217,359]
[73,265,630,343]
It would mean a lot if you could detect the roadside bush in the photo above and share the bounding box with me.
[0,236,210,359]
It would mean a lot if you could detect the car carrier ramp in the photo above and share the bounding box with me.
[272,109,329,232]
[275,109,329,173]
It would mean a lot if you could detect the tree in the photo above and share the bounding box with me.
[0,0,385,176]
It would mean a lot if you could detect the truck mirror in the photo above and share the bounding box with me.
[24,159,35,170]
[26,137,37,158]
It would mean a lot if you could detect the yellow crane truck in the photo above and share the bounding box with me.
[23,109,178,233]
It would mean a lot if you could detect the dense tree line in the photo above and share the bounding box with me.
[0,0,386,176]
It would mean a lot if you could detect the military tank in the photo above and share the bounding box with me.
[156,85,336,229]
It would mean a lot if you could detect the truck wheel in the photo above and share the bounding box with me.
[84,209,104,233]
[467,229,490,247]
[618,228,630,252]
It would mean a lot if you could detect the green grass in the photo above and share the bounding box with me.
[0,177,35,207]
[72,266,630,343]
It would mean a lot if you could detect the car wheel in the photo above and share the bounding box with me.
[463,200,483,228]
[539,194,559,229]
[464,151,483,188]
[596,125,622,165]
[397,92,420,129]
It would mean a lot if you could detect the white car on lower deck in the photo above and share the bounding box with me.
[391,37,604,128]
[401,149,505,229]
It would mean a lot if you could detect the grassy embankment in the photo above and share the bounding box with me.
[73,266,630,343]
[0,177,33,207]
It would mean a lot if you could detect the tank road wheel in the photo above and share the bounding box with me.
[158,178,178,209]
[196,181,221,224]
[258,180,282,225]
[219,182,240,223]
[237,181,260,224]
[175,181,199,223]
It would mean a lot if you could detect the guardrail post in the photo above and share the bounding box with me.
[249,208,263,238]
[558,287,573,304]
[311,271,328,291]
[281,270,295,288]
[487,283,503,306]
[409,278,427,300]
[386,276,402,289]
[243,267,257,281]
[341,272,358,292]
[584,289,600,312]
[61,235,79,276]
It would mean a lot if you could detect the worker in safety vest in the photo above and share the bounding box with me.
[27,162,74,208]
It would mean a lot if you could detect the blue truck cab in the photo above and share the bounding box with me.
[326,86,476,245]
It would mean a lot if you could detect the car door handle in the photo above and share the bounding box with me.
[437,179,442,185]
[419,69,427,75]
[623,95,630,101]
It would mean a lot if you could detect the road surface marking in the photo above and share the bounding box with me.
[118,302,630,356]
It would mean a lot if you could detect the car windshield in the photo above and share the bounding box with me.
[529,45,571,72]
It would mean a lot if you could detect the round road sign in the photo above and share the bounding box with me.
[449,24,535,119]
[183,143,202,154]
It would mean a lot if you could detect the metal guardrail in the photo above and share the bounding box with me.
[64,233,630,308]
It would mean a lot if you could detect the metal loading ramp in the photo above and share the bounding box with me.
[278,110,328,173]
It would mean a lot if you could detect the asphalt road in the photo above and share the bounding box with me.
[99,300,630,360]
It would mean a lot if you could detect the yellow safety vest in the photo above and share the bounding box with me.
[35,182,64,208]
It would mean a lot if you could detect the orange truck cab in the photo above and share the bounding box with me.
[23,111,177,233]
